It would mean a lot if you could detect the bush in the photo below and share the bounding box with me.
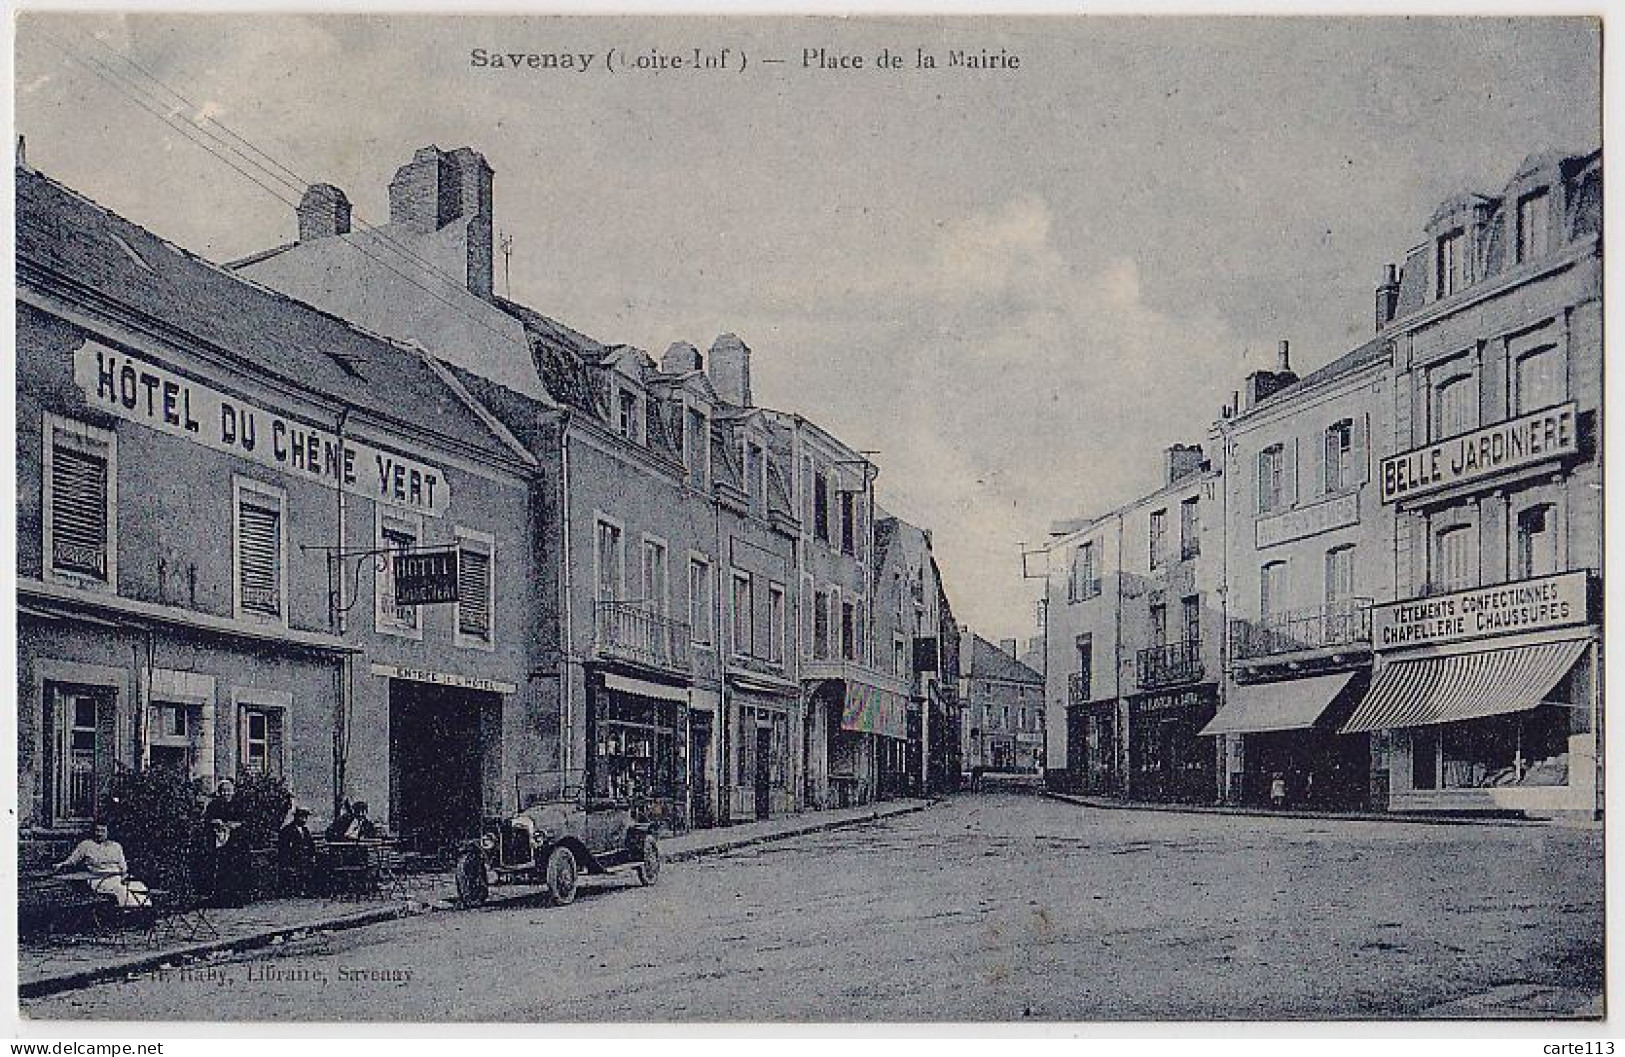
[104,764,206,897]
[229,769,293,851]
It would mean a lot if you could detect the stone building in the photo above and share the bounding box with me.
[962,635,1044,774]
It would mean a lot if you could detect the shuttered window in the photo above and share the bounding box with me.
[50,443,110,579]
[458,544,492,641]
[240,706,284,779]
[237,497,283,618]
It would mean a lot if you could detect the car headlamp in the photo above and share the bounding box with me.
[478,834,496,851]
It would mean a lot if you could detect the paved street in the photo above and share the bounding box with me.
[23,793,1602,1022]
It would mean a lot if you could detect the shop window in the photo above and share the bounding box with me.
[1432,525,1475,594]
[239,705,284,779]
[1435,227,1465,298]
[44,416,117,586]
[641,538,668,615]
[1516,505,1557,580]
[1516,188,1550,264]
[1180,498,1201,560]
[1434,374,1477,439]
[1149,509,1167,570]
[49,684,114,825]
[1257,445,1285,514]
[595,519,624,602]
[1437,709,1571,789]
[1514,345,1564,415]
[233,478,286,623]
[375,511,422,634]
[456,530,495,647]
[688,556,713,646]
[1323,419,1354,493]
[593,693,680,804]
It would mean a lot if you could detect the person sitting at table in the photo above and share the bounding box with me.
[327,800,379,841]
[56,821,151,908]
[277,807,317,895]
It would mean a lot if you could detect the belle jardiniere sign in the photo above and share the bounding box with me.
[1379,402,1578,504]
[75,342,450,516]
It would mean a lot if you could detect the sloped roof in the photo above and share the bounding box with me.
[17,168,516,460]
[969,634,1042,685]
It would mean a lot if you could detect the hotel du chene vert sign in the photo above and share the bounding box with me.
[1371,569,1592,651]
[1379,401,1579,504]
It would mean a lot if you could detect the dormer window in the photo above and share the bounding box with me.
[1516,188,1550,264]
[1435,228,1465,299]
[616,388,639,442]
[681,405,708,484]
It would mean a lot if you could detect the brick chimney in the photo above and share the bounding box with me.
[1165,443,1205,484]
[1374,263,1400,332]
[999,638,1018,659]
[297,184,352,241]
[708,333,752,407]
[662,341,703,374]
[1242,340,1300,411]
[388,145,494,299]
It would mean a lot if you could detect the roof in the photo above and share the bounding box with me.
[968,635,1042,685]
[17,168,518,461]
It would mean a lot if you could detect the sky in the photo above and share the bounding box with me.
[13,14,1601,641]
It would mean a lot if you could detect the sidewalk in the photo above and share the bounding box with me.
[18,797,931,999]
[1045,790,1584,828]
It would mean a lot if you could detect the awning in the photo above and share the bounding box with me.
[1199,671,1356,737]
[1340,638,1588,734]
[603,672,688,703]
[841,681,908,741]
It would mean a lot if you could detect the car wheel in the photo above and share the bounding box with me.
[636,836,661,886]
[544,846,578,906]
[455,850,488,908]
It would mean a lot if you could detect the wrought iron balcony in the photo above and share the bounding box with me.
[1066,672,1092,706]
[1229,598,1373,662]
[1136,639,1204,689]
[593,600,692,676]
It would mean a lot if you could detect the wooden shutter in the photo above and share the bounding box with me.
[51,443,109,578]
[1352,413,1370,484]
[1283,439,1300,507]
[1255,450,1269,514]
[458,547,492,638]
[94,695,117,818]
[238,500,282,615]
[267,709,285,780]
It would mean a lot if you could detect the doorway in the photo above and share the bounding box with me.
[690,711,714,828]
[389,680,493,852]
[754,725,773,820]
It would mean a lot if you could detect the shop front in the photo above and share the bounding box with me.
[730,677,798,822]
[826,676,909,806]
[1065,699,1119,795]
[1203,670,1370,809]
[587,670,689,831]
[1345,572,1600,817]
[1128,685,1218,804]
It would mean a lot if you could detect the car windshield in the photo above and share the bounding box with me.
[515,770,587,811]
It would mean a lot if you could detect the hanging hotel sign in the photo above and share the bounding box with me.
[1379,402,1579,504]
[1256,491,1360,549]
[392,547,460,605]
[1370,570,1590,650]
[75,343,450,516]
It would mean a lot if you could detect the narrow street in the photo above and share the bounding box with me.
[24,793,1602,1022]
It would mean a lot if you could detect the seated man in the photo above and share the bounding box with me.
[56,821,151,908]
[327,800,379,841]
[277,807,317,895]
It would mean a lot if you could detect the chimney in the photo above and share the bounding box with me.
[1374,263,1401,332]
[1165,443,1205,484]
[15,134,26,170]
[1244,342,1299,411]
[708,333,752,407]
[1276,339,1292,373]
[388,145,495,299]
[661,341,703,374]
[999,638,1018,659]
[297,184,352,241]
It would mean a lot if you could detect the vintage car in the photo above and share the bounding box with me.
[454,771,661,907]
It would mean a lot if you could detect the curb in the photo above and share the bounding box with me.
[20,799,936,1000]
[1043,791,1556,827]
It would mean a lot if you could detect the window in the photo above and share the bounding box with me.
[1260,561,1288,622]
[1436,227,1465,298]
[1324,545,1355,606]
[1069,542,1100,602]
[44,416,116,586]
[616,389,639,441]
[239,705,284,779]
[455,530,494,646]
[855,603,867,665]
[50,685,112,824]
[1149,602,1167,649]
[841,600,856,661]
[893,635,906,676]
[1516,505,1557,579]
[375,510,422,634]
[641,538,668,614]
[1514,346,1564,415]
[688,557,713,646]
[233,478,286,623]
[1516,189,1550,264]
[1433,525,1475,594]
[146,701,205,778]
[683,406,707,481]
[813,473,830,543]
[1412,728,1439,790]
[813,588,831,658]
[746,442,765,500]
[1075,635,1093,701]
[1180,498,1200,559]
[731,571,753,657]
[1434,374,1477,438]
[1182,595,1200,644]
[1257,444,1285,514]
[595,519,624,602]
[1323,419,1354,493]
[840,491,856,555]
[768,584,786,664]
[1149,509,1167,570]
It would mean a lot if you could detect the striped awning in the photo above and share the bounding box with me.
[1340,639,1588,734]
[841,680,908,741]
[1199,671,1356,737]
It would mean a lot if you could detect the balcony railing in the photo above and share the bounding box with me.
[1136,639,1204,689]
[593,600,692,676]
[1229,598,1373,662]
[1066,672,1092,706]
